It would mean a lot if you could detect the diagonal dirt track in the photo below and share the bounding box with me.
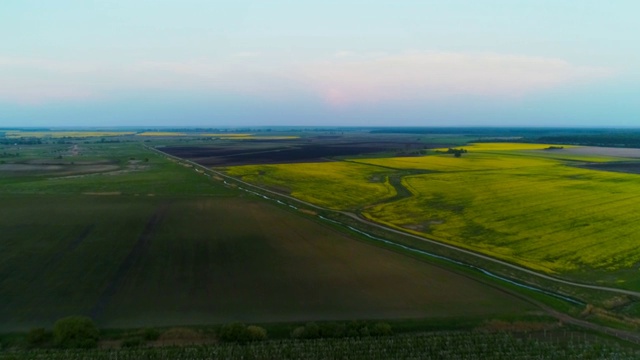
[45,224,95,271]
[90,203,169,320]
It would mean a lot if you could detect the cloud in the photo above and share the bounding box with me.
[0,52,613,106]
[296,52,613,107]
[0,57,100,104]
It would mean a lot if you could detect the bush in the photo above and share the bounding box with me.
[218,324,267,343]
[52,316,99,349]
[218,323,250,343]
[371,322,392,336]
[303,322,320,339]
[246,325,267,341]
[142,328,160,341]
[121,337,143,348]
[291,326,306,339]
[290,322,322,339]
[158,328,202,342]
[319,322,345,338]
[26,328,51,347]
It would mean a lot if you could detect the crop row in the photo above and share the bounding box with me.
[2,332,638,359]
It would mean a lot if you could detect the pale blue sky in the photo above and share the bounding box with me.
[1,1,638,127]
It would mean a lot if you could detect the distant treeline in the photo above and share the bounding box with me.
[536,134,640,148]
[368,127,636,136]
[370,127,640,138]
[0,138,43,145]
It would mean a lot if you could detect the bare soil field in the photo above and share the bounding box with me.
[561,146,640,158]
[162,138,430,166]
[578,161,640,174]
[559,146,640,174]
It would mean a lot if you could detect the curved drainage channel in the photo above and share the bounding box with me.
[236,184,584,306]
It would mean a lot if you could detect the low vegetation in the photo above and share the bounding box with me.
[2,331,638,359]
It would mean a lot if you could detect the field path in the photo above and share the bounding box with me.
[90,203,169,319]
[150,145,640,298]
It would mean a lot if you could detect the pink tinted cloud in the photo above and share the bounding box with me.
[0,52,613,106]
[297,52,613,107]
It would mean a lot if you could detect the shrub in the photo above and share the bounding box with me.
[319,322,345,338]
[26,328,51,347]
[218,323,250,343]
[303,322,320,339]
[371,322,392,336]
[246,325,267,341]
[52,316,99,349]
[158,328,202,342]
[121,337,143,348]
[217,323,267,343]
[291,326,306,339]
[142,328,160,341]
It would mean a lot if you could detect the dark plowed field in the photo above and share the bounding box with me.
[162,140,428,166]
[578,161,640,174]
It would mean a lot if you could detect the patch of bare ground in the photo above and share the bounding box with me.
[298,208,318,216]
[578,162,640,174]
[563,146,640,158]
[402,220,444,232]
[155,328,213,346]
[0,164,64,172]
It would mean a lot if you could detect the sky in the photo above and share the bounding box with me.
[1,0,639,128]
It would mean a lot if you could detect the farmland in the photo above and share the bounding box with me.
[224,143,640,289]
[0,139,536,332]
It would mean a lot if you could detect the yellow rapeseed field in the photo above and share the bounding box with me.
[136,132,187,136]
[226,162,396,210]
[358,145,640,274]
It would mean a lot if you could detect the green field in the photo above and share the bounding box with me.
[226,143,640,288]
[0,142,535,331]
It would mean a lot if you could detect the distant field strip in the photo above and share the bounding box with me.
[4,131,135,138]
